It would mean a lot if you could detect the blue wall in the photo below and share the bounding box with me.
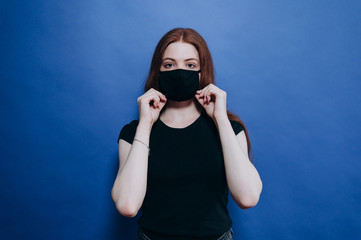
[1,0,361,239]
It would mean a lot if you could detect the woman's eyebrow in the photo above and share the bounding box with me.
[162,57,199,62]
[185,58,199,62]
[162,57,175,62]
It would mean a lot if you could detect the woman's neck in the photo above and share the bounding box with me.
[160,99,202,123]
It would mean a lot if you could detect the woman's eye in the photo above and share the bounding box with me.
[187,63,196,68]
[164,63,174,68]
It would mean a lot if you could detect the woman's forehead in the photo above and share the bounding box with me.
[163,41,199,60]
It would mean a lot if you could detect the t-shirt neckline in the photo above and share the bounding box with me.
[158,111,204,130]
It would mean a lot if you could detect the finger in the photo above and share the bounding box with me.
[195,93,205,106]
[155,98,159,108]
[143,89,156,99]
[148,94,160,109]
[149,99,157,109]
[154,94,161,108]
[208,89,215,103]
[206,87,218,103]
[153,89,167,102]
[154,89,166,98]
[160,94,167,102]
[159,99,167,110]
[195,91,203,99]
[197,86,208,97]
[145,88,166,102]
[199,93,206,107]
[204,88,210,104]
[196,90,203,98]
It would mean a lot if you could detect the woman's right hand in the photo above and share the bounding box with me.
[137,88,167,126]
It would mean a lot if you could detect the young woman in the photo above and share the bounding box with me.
[112,28,262,240]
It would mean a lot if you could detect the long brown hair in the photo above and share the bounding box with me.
[144,28,254,163]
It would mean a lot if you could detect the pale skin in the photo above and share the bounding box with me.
[111,41,263,217]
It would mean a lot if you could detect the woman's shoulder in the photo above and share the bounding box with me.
[117,119,139,144]
[202,112,245,135]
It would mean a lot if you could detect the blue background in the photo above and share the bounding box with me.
[1,0,361,239]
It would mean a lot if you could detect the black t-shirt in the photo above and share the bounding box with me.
[117,111,245,240]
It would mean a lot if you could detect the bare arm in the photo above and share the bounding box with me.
[111,88,167,217]
[195,84,262,209]
[215,117,263,209]
[111,123,152,217]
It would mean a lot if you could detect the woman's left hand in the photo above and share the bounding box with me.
[195,84,228,121]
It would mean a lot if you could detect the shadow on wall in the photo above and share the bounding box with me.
[110,152,141,240]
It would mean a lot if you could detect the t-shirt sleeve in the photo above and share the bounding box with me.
[117,120,139,144]
[230,120,245,135]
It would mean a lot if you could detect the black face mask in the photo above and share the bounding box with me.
[158,69,201,102]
